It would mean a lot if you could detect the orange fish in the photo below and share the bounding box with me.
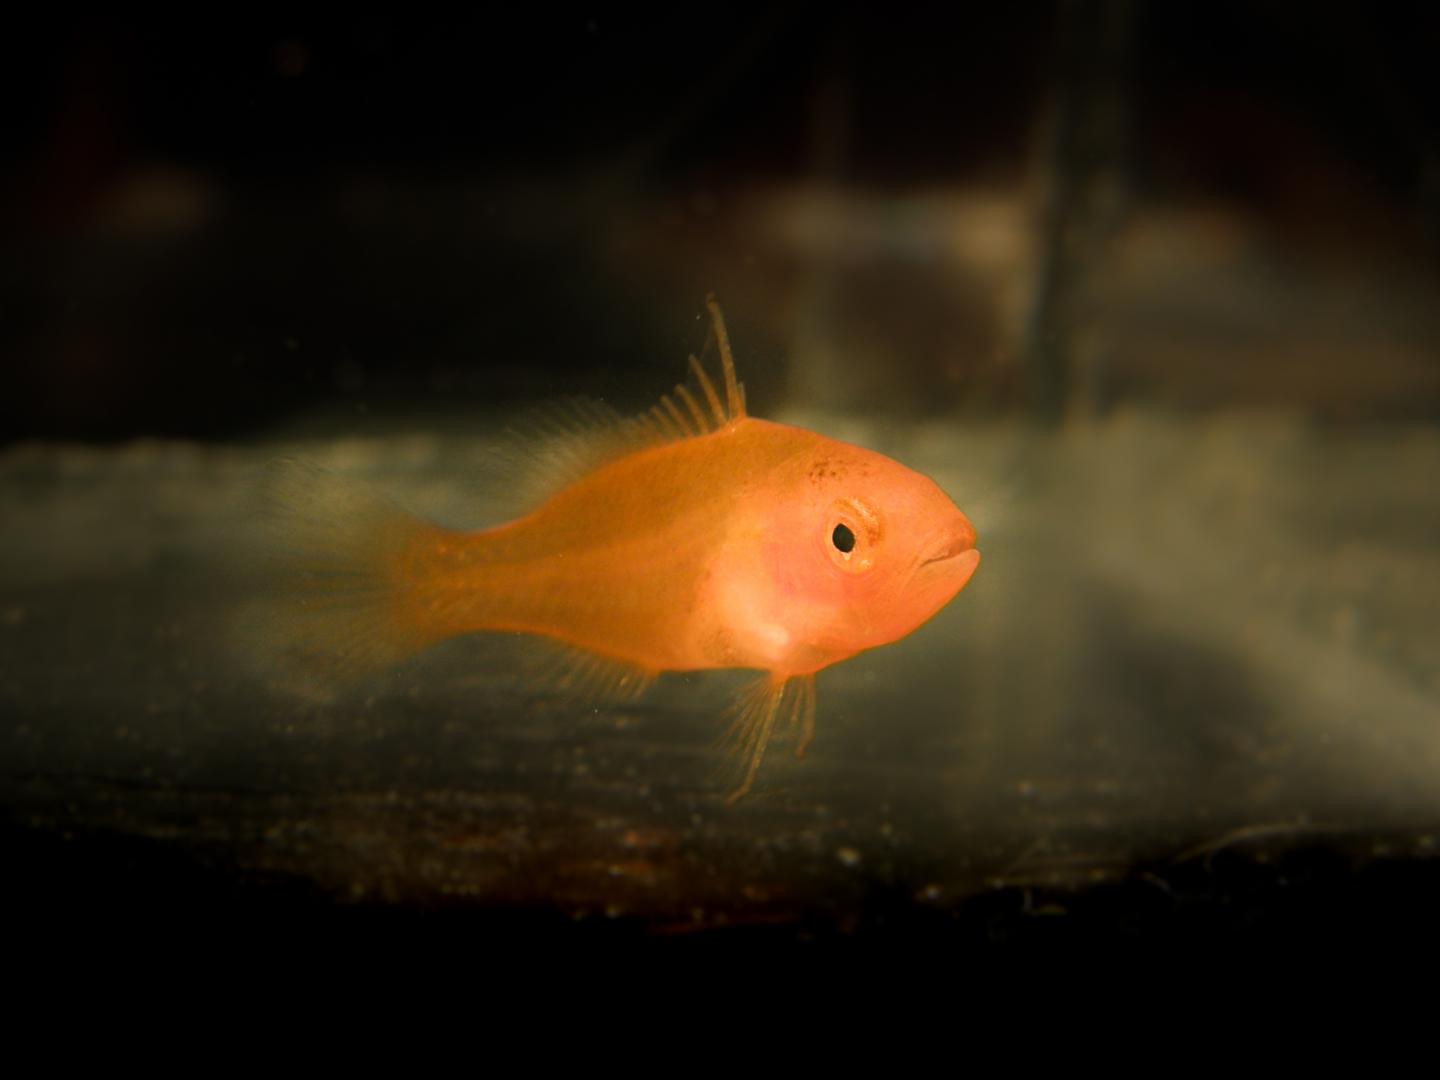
[269,296,979,800]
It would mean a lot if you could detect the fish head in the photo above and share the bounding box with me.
[744,430,980,671]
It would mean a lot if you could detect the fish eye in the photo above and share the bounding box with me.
[825,498,878,574]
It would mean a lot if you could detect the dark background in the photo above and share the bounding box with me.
[3,3,1438,442]
[3,5,1440,966]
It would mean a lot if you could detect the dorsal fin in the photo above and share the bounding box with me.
[705,292,746,421]
[496,296,748,511]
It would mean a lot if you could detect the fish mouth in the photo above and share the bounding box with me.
[919,519,978,568]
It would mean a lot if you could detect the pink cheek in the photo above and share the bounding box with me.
[766,544,837,605]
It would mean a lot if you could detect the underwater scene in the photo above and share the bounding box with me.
[3,7,1438,962]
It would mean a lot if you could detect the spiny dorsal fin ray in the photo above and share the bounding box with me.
[674,380,709,434]
[688,354,726,428]
[495,297,747,513]
[705,292,745,421]
[661,392,695,436]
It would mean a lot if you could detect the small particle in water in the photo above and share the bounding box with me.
[836,846,862,868]
[1,607,25,626]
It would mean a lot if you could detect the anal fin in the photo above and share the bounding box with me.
[531,642,657,706]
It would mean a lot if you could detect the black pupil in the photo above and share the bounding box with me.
[832,523,856,553]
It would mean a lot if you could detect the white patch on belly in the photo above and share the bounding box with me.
[710,573,794,668]
[756,621,792,658]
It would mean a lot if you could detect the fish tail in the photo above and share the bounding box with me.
[259,459,451,680]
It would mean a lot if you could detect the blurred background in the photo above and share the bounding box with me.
[2,4,1438,962]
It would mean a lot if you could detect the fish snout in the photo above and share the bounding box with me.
[921,513,978,567]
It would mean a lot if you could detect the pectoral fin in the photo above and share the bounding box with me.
[720,673,817,805]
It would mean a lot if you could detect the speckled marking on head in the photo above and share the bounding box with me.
[807,459,838,485]
[808,456,874,486]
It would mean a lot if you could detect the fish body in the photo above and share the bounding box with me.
[406,416,977,678]
[270,298,979,800]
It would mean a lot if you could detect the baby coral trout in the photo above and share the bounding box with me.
[269,296,979,801]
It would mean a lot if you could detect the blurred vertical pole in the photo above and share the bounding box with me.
[1027,0,1137,423]
[787,9,854,412]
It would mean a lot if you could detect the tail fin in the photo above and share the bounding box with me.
[259,459,445,681]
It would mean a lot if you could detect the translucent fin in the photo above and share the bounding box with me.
[492,296,747,510]
[688,353,726,428]
[674,380,710,434]
[660,392,695,436]
[256,459,445,682]
[718,673,818,805]
[648,403,682,440]
[530,642,657,706]
[791,674,818,760]
[704,292,745,422]
[495,396,666,512]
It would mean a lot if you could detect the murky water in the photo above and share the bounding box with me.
[5,407,1436,948]
[7,7,1440,960]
